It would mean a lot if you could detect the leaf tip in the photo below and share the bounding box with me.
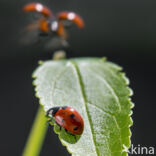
[101,57,107,62]
[38,60,44,65]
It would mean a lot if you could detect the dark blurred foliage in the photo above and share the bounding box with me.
[0,0,156,156]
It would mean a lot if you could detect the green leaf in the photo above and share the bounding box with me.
[33,58,134,156]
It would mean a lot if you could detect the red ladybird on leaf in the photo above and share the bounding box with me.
[47,106,84,135]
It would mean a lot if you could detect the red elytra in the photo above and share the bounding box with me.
[23,2,84,38]
[57,11,84,28]
[23,2,53,17]
[47,106,84,135]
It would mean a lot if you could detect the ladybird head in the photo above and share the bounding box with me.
[46,107,60,117]
[49,19,59,32]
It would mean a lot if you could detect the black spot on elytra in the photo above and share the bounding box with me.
[62,119,65,123]
[70,114,75,118]
[73,127,78,131]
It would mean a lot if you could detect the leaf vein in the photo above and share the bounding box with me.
[50,66,68,109]
[88,68,122,112]
[70,61,99,156]
[88,103,123,153]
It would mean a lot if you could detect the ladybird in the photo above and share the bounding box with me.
[47,106,84,135]
[23,3,84,39]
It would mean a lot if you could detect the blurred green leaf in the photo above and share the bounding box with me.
[33,58,134,156]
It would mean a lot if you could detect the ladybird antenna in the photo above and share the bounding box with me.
[23,2,53,18]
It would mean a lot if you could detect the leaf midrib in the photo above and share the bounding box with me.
[70,61,99,156]
[70,60,124,155]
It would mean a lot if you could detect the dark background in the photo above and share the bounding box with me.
[0,0,156,155]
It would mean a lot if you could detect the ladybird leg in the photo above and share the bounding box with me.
[75,135,77,142]
[47,118,52,122]
[46,117,53,126]
[46,116,52,124]
[59,126,62,131]
[71,134,77,142]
